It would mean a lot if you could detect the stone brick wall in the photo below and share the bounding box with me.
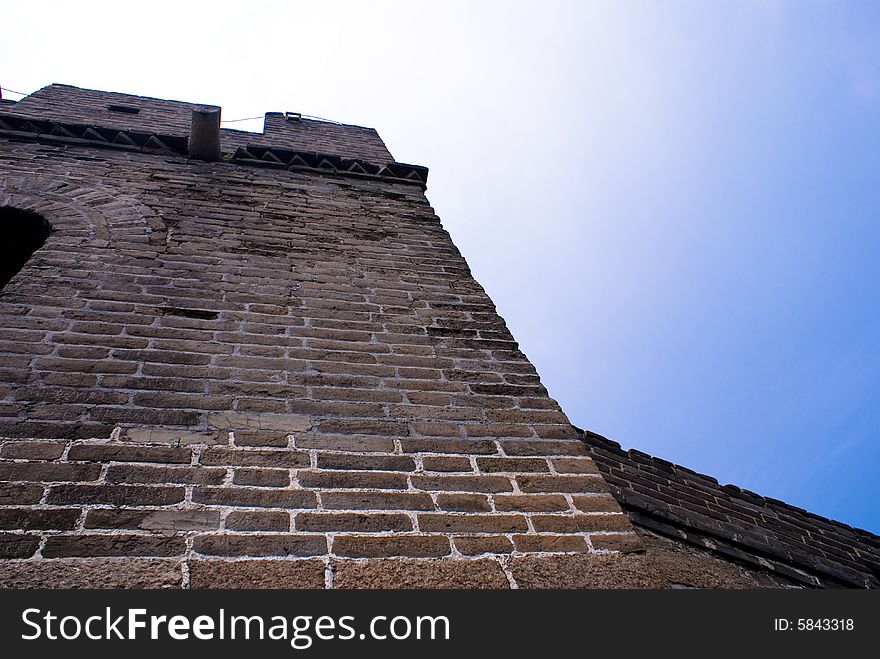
[12,84,393,162]
[260,113,394,163]
[0,87,640,587]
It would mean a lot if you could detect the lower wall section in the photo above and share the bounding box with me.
[0,429,809,589]
[0,530,803,588]
[0,557,513,589]
[0,428,646,588]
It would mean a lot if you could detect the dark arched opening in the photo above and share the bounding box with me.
[0,206,51,292]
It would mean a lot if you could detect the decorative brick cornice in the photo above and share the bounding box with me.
[230,145,429,188]
[0,112,187,155]
[0,112,429,187]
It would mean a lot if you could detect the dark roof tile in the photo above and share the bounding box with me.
[581,428,880,588]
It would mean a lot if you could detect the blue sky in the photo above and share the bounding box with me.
[4,1,879,532]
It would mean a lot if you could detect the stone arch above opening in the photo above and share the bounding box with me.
[0,176,166,253]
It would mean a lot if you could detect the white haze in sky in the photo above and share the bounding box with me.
[4,0,880,531]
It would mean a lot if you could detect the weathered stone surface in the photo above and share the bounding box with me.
[453,535,514,555]
[47,484,185,506]
[590,532,643,553]
[0,441,66,460]
[0,484,43,505]
[193,534,327,557]
[68,443,192,464]
[332,558,510,589]
[418,513,528,534]
[192,487,317,509]
[435,493,491,512]
[84,509,220,531]
[317,453,416,472]
[106,464,226,485]
[297,512,412,532]
[43,534,186,558]
[571,494,622,513]
[208,413,312,433]
[0,462,100,482]
[531,514,632,533]
[332,534,450,558]
[233,467,290,487]
[188,559,325,589]
[513,534,589,553]
[0,533,40,558]
[226,510,290,532]
[0,508,81,530]
[233,431,289,447]
[494,494,569,512]
[200,448,308,468]
[0,559,183,588]
[509,530,797,589]
[125,428,225,445]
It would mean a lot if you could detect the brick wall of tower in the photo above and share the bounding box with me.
[11,84,394,162]
[0,87,640,588]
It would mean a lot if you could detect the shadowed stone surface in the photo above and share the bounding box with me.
[332,558,511,589]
